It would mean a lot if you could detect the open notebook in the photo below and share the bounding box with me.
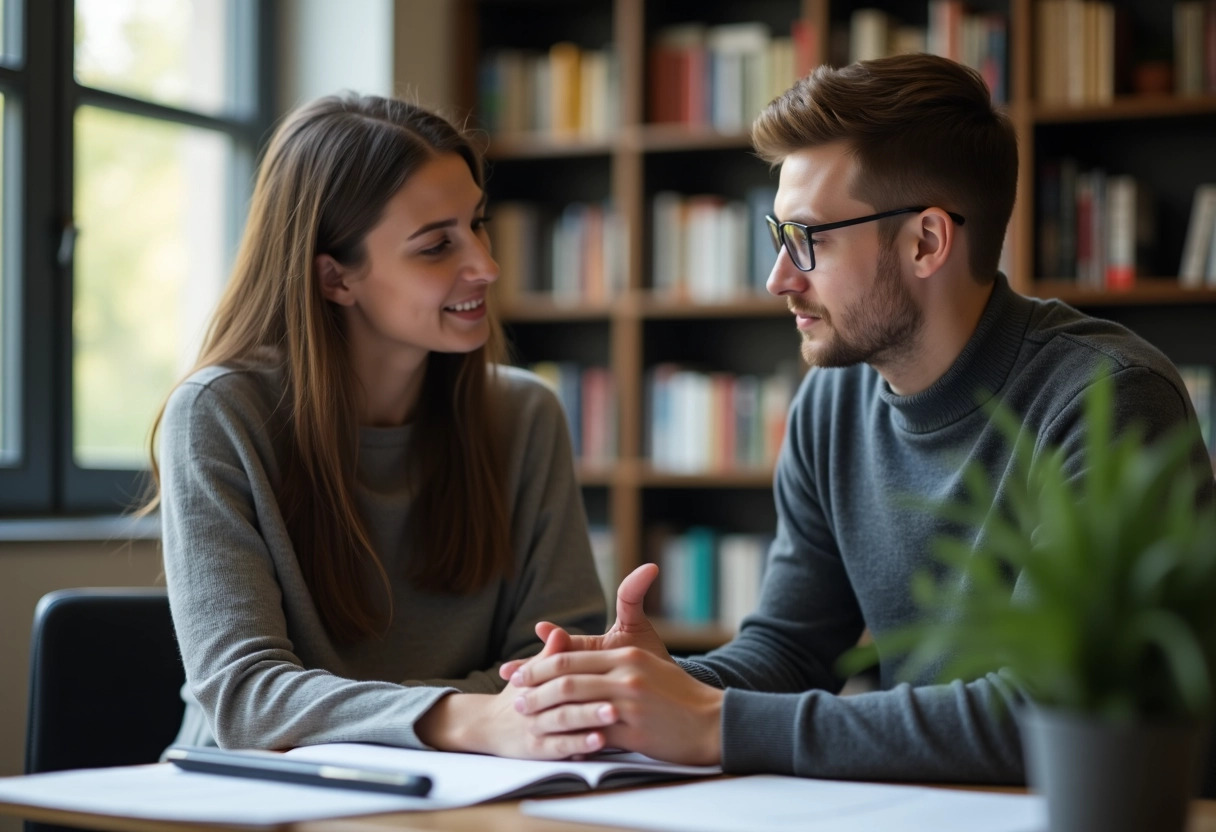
[285,742,721,802]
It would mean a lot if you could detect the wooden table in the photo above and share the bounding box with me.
[6,786,1216,832]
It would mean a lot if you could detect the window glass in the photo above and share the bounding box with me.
[75,0,231,114]
[73,105,229,468]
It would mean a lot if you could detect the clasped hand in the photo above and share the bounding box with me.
[500,564,725,766]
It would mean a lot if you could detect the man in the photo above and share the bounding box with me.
[500,53,1214,782]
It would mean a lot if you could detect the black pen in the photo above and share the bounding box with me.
[165,746,433,797]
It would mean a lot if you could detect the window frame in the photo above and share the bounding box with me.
[0,0,277,515]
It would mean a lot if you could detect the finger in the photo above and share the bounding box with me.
[500,624,577,680]
[525,729,606,760]
[614,564,659,631]
[513,646,638,687]
[526,702,617,736]
[544,625,573,654]
[515,673,627,714]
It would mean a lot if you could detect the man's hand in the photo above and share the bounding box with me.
[510,645,725,767]
[500,564,671,683]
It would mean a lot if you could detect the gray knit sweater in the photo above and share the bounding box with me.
[161,363,606,750]
[682,274,1214,783]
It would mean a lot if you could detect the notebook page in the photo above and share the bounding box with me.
[286,743,719,802]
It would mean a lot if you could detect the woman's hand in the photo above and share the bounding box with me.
[415,684,617,759]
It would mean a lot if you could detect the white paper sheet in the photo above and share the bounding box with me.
[0,764,426,825]
[522,775,1047,832]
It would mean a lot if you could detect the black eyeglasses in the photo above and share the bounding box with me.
[765,207,966,272]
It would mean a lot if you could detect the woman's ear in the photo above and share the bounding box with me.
[316,254,355,305]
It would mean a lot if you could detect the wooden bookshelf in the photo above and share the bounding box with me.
[461,0,1216,652]
[1031,94,1216,124]
[1032,281,1216,306]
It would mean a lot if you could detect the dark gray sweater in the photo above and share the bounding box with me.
[682,274,1213,783]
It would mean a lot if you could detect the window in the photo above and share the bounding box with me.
[0,0,273,513]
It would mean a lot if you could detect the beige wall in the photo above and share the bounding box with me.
[393,0,458,114]
[0,540,163,832]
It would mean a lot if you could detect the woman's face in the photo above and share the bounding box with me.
[319,152,498,366]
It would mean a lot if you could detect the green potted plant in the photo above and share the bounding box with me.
[846,370,1216,832]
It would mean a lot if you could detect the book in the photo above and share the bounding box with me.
[1104,175,1153,291]
[718,533,768,632]
[1179,184,1216,286]
[1179,365,1214,460]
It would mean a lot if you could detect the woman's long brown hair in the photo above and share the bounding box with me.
[144,94,512,642]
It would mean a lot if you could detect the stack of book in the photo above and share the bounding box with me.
[1035,0,1121,105]
[478,44,620,137]
[646,363,799,473]
[529,362,618,467]
[649,527,770,631]
[647,20,818,130]
[491,201,626,304]
[846,1,1007,103]
[1037,160,1154,289]
[650,187,777,299]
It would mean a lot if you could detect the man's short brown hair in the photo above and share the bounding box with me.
[752,53,1018,282]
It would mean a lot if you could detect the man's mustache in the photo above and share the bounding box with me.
[788,301,828,319]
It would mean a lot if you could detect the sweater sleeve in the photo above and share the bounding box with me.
[161,380,462,750]
[676,411,1027,781]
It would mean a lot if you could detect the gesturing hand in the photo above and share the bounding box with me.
[510,645,725,767]
[500,563,671,683]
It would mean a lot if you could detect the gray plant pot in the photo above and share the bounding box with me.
[1019,706,1207,832]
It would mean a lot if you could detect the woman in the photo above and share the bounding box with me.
[147,93,608,759]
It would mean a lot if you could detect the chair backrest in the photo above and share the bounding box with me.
[25,587,186,776]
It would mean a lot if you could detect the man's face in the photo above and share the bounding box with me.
[765,142,923,370]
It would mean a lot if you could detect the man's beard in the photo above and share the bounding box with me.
[790,240,923,369]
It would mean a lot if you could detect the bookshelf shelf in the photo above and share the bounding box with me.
[1031,95,1216,125]
[485,134,616,160]
[636,465,775,489]
[575,465,617,486]
[464,0,1216,654]
[633,293,788,319]
[499,297,616,322]
[630,124,754,153]
[653,619,737,654]
[1031,282,1216,306]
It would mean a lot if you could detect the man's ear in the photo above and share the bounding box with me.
[316,254,355,305]
[911,208,954,279]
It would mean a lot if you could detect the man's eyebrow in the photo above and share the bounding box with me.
[777,213,824,226]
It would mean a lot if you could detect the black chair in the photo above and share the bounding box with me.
[24,587,186,832]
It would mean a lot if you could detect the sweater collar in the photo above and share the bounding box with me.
[878,273,1031,433]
